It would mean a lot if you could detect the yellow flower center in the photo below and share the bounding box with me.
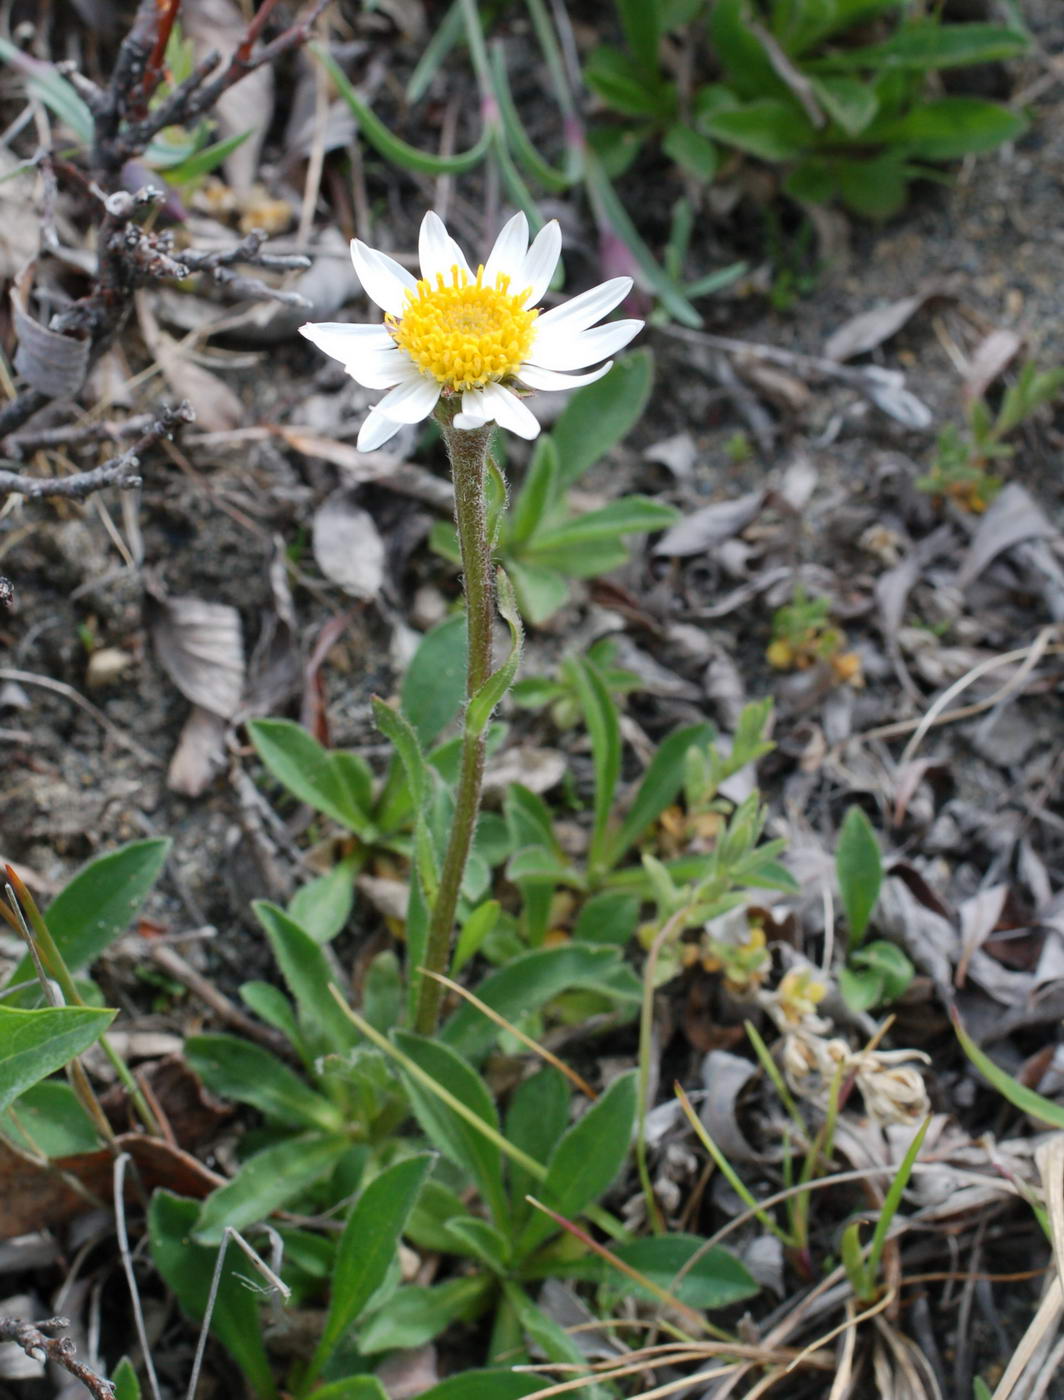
[389,265,538,392]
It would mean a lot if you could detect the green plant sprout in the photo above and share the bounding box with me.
[766,583,863,686]
[918,360,1064,512]
[836,805,915,1013]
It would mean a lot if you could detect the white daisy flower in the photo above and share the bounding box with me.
[299,210,642,452]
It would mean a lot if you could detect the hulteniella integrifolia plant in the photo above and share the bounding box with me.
[835,805,915,1014]
[585,0,1029,220]
[918,359,1064,513]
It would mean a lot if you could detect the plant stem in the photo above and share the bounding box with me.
[414,410,495,1034]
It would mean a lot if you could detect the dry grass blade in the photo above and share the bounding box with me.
[419,968,597,1098]
[991,1136,1064,1399]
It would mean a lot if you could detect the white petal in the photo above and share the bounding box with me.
[299,323,407,387]
[418,210,471,285]
[343,348,411,390]
[300,321,393,352]
[478,382,540,439]
[529,319,642,371]
[357,406,402,452]
[456,388,491,429]
[374,373,442,424]
[517,360,614,391]
[535,277,633,335]
[483,212,529,288]
[351,239,417,315]
[520,220,562,306]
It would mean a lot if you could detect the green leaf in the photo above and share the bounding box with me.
[663,123,718,180]
[851,940,914,1002]
[707,0,783,100]
[112,1357,140,1400]
[0,1006,115,1113]
[564,657,621,873]
[317,46,493,175]
[573,891,640,947]
[702,98,815,161]
[442,945,637,1061]
[239,981,306,1060]
[185,1034,343,1132]
[289,855,358,945]
[248,719,372,835]
[605,722,715,870]
[531,496,679,554]
[2,1079,98,1155]
[253,900,359,1055]
[312,1380,391,1400]
[619,0,663,64]
[509,436,560,546]
[157,128,252,182]
[836,806,882,949]
[149,1191,277,1397]
[373,697,439,904]
[392,1031,508,1224]
[873,99,1027,160]
[834,154,910,219]
[554,1234,757,1309]
[551,351,654,490]
[835,23,1028,71]
[310,1154,434,1377]
[954,1013,1064,1130]
[810,76,878,136]
[453,898,502,975]
[518,1070,637,1256]
[0,38,93,142]
[507,561,571,625]
[506,1067,570,1228]
[5,838,170,994]
[583,46,674,120]
[415,1373,548,1400]
[401,613,468,746]
[407,1178,480,1255]
[359,1277,493,1353]
[467,569,524,738]
[444,1215,511,1271]
[838,964,884,1014]
[194,1132,350,1244]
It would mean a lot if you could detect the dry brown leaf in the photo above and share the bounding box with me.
[956,483,1060,590]
[312,490,387,600]
[136,291,244,431]
[168,704,230,796]
[149,587,246,719]
[963,327,1024,403]
[280,428,453,510]
[0,1133,223,1238]
[654,492,765,558]
[11,262,90,398]
[824,287,941,362]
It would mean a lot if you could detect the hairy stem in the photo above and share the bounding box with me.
[414,410,494,1034]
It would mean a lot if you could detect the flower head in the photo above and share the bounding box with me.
[300,211,642,452]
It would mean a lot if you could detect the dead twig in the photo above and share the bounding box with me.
[0,1315,115,1400]
[0,402,194,499]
